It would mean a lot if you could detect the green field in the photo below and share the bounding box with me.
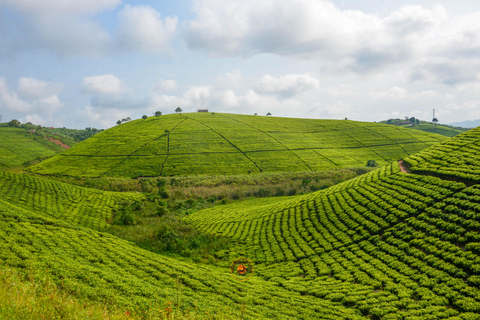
[27,113,448,178]
[2,120,480,319]
[0,127,60,168]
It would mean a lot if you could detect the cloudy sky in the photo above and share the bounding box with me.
[1,0,480,129]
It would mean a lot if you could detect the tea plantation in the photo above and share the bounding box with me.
[187,127,480,319]
[1,118,480,319]
[0,127,60,168]
[27,113,447,177]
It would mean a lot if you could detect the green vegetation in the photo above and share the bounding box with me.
[404,126,480,183]
[380,118,468,137]
[0,121,102,168]
[28,113,447,178]
[187,159,480,318]
[2,117,480,319]
[0,171,142,230]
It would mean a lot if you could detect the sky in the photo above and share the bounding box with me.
[1,0,480,129]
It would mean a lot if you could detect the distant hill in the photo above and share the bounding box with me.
[27,113,448,178]
[448,119,480,128]
[0,126,73,168]
[379,119,467,137]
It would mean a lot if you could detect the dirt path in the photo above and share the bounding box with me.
[398,160,410,173]
[48,138,71,149]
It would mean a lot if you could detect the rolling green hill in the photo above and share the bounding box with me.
[2,126,480,319]
[186,127,480,319]
[28,113,447,178]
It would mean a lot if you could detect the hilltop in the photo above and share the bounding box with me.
[28,113,447,178]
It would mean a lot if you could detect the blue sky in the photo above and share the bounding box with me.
[1,0,480,129]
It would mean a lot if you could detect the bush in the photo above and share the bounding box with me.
[366,159,379,167]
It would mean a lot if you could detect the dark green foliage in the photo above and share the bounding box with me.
[366,159,378,167]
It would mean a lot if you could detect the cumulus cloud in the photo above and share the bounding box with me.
[254,74,320,97]
[152,79,177,92]
[82,74,124,94]
[184,0,480,85]
[18,77,63,99]
[0,77,63,114]
[117,5,177,54]
[0,0,119,57]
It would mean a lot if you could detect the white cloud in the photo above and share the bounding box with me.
[18,77,63,99]
[0,77,32,112]
[185,0,480,85]
[152,79,177,92]
[216,70,244,90]
[254,74,320,97]
[117,5,177,54]
[82,74,124,94]
[18,114,47,126]
[0,77,63,114]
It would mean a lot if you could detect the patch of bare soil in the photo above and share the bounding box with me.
[48,138,71,149]
[399,160,410,173]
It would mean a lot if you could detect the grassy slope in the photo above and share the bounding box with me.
[27,113,447,178]
[0,126,79,168]
[186,128,480,319]
[0,128,58,168]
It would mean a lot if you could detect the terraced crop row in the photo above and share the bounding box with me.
[0,198,369,319]
[27,113,447,177]
[405,126,480,183]
[0,171,142,230]
[187,162,480,319]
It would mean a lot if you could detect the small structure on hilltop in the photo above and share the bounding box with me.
[198,109,208,112]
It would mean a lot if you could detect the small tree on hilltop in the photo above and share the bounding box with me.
[175,107,182,113]
[266,112,271,116]
[432,117,438,127]
[8,119,21,127]
[116,120,122,125]
[155,111,162,117]
[142,115,148,120]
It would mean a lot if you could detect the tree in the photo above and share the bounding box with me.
[116,120,122,125]
[432,117,438,127]
[165,129,170,135]
[266,112,271,116]
[366,159,378,167]
[254,113,257,116]
[126,117,131,121]
[155,111,162,117]
[8,119,20,127]
[175,107,182,113]
[142,115,148,120]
